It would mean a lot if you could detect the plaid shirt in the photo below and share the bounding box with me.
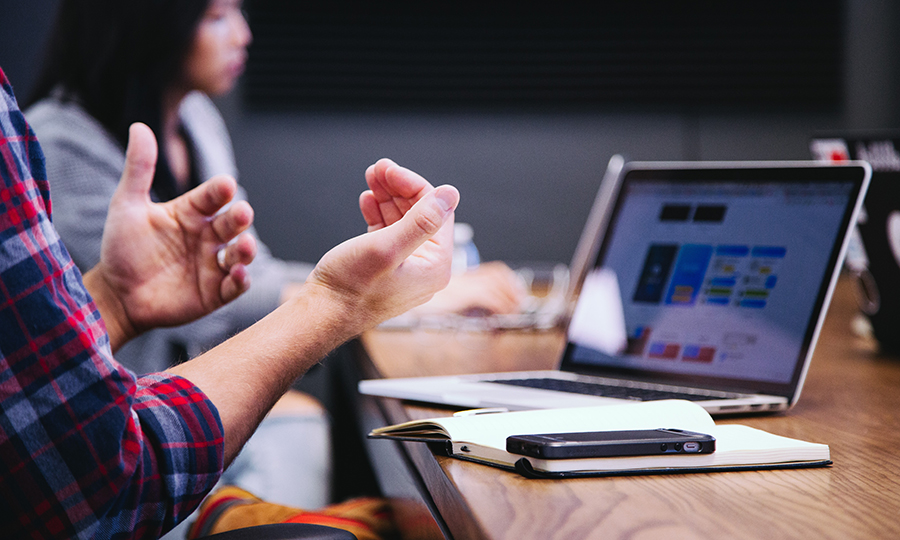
[0,68,224,538]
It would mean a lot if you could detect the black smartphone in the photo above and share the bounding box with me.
[506,428,716,459]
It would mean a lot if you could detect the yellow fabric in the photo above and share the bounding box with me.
[187,486,395,540]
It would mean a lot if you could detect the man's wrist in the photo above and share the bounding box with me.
[82,265,138,352]
[286,281,367,342]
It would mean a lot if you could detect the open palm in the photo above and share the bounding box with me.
[93,123,256,337]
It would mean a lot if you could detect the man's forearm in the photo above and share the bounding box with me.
[168,174,458,465]
[167,282,360,463]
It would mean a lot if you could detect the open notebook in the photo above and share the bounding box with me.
[361,161,870,415]
[368,400,831,478]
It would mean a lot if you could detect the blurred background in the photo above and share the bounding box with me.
[2,0,899,266]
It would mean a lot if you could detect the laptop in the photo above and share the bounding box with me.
[360,161,871,415]
[811,133,900,354]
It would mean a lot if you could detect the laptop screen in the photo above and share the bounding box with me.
[562,164,868,398]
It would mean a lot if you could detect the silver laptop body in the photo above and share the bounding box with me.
[361,161,871,415]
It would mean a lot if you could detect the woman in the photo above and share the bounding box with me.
[26,0,302,373]
[26,0,523,518]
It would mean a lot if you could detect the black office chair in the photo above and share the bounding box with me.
[198,523,356,539]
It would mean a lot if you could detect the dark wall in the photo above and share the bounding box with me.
[0,0,58,97]
[3,0,899,265]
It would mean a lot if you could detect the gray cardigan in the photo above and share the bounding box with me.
[27,92,313,374]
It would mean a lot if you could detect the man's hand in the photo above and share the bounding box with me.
[306,159,460,333]
[360,159,524,317]
[84,123,257,351]
[359,158,433,231]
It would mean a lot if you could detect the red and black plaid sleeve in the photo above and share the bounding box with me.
[0,67,225,539]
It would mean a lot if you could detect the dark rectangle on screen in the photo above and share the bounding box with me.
[693,205,727,222]
[659,204,691,222]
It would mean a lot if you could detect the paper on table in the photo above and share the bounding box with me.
[567,268,627,355]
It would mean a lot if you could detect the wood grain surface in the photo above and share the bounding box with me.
[361,276,900,539]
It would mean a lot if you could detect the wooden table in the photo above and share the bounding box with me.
[357,276,900,540]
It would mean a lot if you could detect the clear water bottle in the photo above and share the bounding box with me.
[452,223,480,274]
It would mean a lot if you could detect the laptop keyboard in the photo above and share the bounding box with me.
[489,377,743,402]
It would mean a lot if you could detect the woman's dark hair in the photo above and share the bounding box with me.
[27,0,210,201]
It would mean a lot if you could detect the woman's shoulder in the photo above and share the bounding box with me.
[179,91,237,179]
[180,91,229,137]
[26,94,123,160]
